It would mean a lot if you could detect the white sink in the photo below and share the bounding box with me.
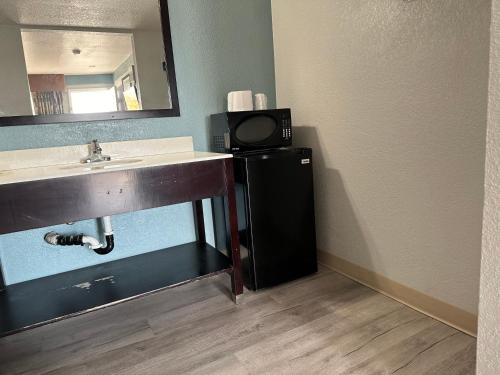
[59,158,143,171]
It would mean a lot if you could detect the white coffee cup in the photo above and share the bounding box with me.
[228,90,253,112]
[254,93,268,110]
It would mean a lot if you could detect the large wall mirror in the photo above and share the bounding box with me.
[0,0,179,127]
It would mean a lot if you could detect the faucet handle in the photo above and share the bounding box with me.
[91,139,102,154]
[81,139,110,163]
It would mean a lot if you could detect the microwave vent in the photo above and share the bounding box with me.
[213,135,225,153]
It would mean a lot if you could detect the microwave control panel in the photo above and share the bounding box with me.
[281,118,292,140]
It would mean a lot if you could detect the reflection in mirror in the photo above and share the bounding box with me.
[0,0,176,121]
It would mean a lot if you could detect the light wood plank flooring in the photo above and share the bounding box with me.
[0,266,476,375]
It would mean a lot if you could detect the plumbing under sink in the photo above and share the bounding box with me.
[59,158,143,171]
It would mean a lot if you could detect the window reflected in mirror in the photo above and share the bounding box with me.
[0,0,176,120]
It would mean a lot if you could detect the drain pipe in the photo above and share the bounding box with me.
[44,216,115,255]
[93,216,114,255]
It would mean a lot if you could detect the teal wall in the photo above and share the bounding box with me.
[0,0,276,285]
[65,74,115,87]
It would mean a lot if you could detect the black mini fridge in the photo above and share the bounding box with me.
[213,147,317,290]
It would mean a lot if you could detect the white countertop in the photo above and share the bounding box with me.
[0,150,232,186]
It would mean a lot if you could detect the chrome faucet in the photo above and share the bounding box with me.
[81,140,111,164]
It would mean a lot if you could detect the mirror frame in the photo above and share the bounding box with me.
[0,0,179,127]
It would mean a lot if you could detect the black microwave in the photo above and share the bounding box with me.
[210,109,292,153]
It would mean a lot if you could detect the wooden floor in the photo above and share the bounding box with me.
[0,266,476,375]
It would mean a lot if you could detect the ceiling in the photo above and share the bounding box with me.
[0,0,161,30]
[22,29,133,75]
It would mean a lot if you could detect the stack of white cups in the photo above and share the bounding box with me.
[227,91,268,112]
[254,93,268,110]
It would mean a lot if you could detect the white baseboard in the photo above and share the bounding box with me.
[318,250,477,337]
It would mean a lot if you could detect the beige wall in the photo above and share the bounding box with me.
[272,0,490,314]
[0,26,33,116]
[133,30,171,110]
[477,0,500,372]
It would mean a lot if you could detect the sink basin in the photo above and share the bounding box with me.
[59,159,143,171]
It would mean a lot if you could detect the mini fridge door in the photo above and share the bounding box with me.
[236,148,317,290]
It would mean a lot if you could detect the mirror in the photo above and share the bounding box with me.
[0,0,179,126]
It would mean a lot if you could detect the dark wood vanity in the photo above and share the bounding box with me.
[0,0,244,338]
[0,157,243,337]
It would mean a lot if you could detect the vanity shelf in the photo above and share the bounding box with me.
[0,241,231,337]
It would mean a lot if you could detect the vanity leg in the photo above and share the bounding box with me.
[224,159,244,302]
[0,264,5,291]
[193,200,206,244]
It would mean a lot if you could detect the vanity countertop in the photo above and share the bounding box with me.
[0,137,232,186]
[0,151,232,186]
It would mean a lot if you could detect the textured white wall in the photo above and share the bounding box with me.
[477,0,500,372]
[0,26,33,116]
[272,0,490,314]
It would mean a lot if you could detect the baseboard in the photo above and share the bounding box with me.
[317,250,477,337]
